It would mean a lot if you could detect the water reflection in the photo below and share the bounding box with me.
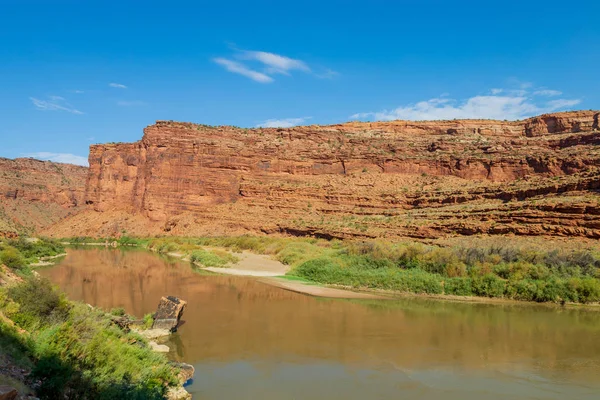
[42,248,600,400]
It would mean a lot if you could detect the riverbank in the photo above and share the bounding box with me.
[61,235,600,306]
[0,237,189,399]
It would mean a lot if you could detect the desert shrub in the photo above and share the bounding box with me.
[472,274,506,298]
[190,249,237,267]
[292,258,443,294]
[444,277,473,296]
[505,279,538,301]
[142,313,154,329]
[566,277,600,304]
[117,236,145,246]
[8,237,65,260]
[0,246,26,269]
[110,307,126,316]
[7,277,70,328]
[31,305,177,399]
[276,241,327,266]
[420,248,466,277]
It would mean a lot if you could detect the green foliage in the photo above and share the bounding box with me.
[1,277,178,399]
[117,236,146,246]
[112,235,600,304]
[189,248,238,267]
[444,278,473,296]
[7,276,70,328]
[0,246,26,269]
[142,313,154,329]
[7,237,65,261]
[110,307,126,316]
[292,257,444,294]
[472,274,506,298]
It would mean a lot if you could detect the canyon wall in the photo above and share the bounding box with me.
[0,158,87,236]
[53,110,600,239]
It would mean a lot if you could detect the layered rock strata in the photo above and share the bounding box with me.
[52,111,600,239]
[0,158,87,235]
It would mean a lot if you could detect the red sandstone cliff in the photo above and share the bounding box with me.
[0,158,87,235]
[48,111,600,239]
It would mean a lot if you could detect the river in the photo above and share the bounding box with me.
[40,248,600,400]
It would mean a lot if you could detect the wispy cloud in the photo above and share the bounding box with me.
[23,152,88,166]
[350,86,581,121]
[240,50,310,75]
[71,90,85,94]
[256,117,311,128]
[213,58,273,83]
[117,100,147,106]
[109,82,127,89]
[214,47,336,82]
[546,99,581,109]
[30,96,83,114]
[533,89,562,97]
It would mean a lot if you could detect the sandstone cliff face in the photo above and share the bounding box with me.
[0,158,87,235]
[54,111,600,239]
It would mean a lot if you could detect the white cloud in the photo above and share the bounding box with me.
[350,87,581,121]
[23,152,88,166]
[109,83,127,89]
[546,99,581,109]
[30,96,83,114]
[117,100,147,106]
[256,117,311,128]
[533,89,562,97]
[214,47,336,82]
[71,90,85,94]
[240,50,310,75]
[213,58,273,83]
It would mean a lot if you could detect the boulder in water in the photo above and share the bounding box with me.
[152,296,187,332]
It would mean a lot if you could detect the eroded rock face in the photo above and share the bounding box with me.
[152,296,187,332]
[0,157,87,235]
[49,111,600,240]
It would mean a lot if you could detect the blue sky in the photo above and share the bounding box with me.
[1,0,598,165]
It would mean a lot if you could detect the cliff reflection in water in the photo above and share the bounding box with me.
[41,248,600,388]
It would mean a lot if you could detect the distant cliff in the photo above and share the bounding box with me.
[0,157,87,235]
[49,111,600,239]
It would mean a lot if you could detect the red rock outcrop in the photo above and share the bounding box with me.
[48,111,600,239]
[0,158,87,235]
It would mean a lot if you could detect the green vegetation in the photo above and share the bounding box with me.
[189,248,239,267]
[144,235,600,304]
[0,237,180,399]
[58,234,600,304]
[0,237,65,268]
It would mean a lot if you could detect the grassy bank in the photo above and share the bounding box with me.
[134,236,600,304]
[60,234,600,304]
[0,238,180,399]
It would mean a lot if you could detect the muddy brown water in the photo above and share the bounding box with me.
[40,248,600,400]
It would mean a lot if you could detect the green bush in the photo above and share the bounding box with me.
[142,313,154,329]
[110,307,126,316]
[444,277,473,296]
[0,246,26,269]
[7,237,65,260]
[472,274,506,298]
[190,248,238,267]
[7,277,70,328]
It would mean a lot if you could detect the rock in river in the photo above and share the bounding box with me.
[152,296,187,332]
